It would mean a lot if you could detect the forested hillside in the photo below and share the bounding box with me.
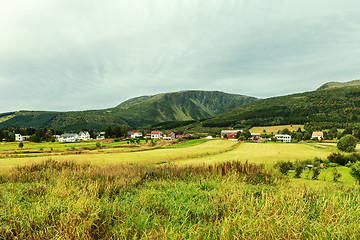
[0,91,256,131]
[200,84,360,130]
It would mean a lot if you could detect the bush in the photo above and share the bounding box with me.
[276,161,292,175]
[332,168,342,182]
[349,162,360,184]
[294,162,303,178]
[96,142,101,148]
[312,167,320,180]
[337,134,357,152]
[327,152,359,166]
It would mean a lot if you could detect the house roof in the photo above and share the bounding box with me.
[151,131,160,134]
[131,132,142,135]
[312,131,323,136]
[61,133,78,138]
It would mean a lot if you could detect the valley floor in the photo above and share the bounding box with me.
[0,139,359,239]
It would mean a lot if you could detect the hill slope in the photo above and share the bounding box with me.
[317,79,360,90]
[200,81,360,130]
[0,91,257,131]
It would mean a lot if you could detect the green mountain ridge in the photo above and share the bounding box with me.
[198,80,360,130]
[317,79,360,90]
[0,90,257,131]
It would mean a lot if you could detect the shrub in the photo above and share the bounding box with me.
[276,161,292,175]
[337,134,357,152]
[312,167,320,180]
[332,168,342,182]
[96,142,101,148]
[294,162,303,178]
[349,162,360,184]
[327,152,359,166]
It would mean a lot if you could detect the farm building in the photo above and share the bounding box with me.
[127,131,143,138]
[151,131,163,139]
[250,133,261,140]
[15,134,31,141]
[312,131,323,140]
[274,134,291,142]
[78,131,91,141]
[97,132,105,140]
[221,130,242,139]
[59,133,79,143]
[168,131,185,140]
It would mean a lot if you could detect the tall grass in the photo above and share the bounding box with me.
[0,160,359,239]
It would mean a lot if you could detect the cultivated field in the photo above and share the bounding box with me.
[250,124,304,133]
[1,139,360,239]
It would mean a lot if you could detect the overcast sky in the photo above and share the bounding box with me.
[1,0,360,112]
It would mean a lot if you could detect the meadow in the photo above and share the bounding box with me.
[0,139,359,239]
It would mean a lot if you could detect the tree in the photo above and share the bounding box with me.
[282,128,291,135]
[18,142,24,149]
[337,134,357,152]
[349,162,360,184]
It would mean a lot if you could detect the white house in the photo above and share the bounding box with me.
[97,132,105,140]
[15,134,23,141]
[312,131,323,140]
[274,134,291,143]
[78,131,91,141]
[130,131,143,138]
[205,136,213,139]
[151,131,163,139]
[59,133,79,143]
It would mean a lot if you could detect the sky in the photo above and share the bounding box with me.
[1,0,360,112]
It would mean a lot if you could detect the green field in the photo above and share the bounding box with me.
[0,139,360,239]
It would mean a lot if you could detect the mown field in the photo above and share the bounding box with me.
[0,139,359,239]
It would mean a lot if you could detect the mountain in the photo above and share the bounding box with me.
[0,90,257,131]
[317,79,360,90]
[199,80,360,130]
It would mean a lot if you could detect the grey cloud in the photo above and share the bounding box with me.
[1,0,360,112]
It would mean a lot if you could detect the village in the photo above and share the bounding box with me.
[12,128,326,143]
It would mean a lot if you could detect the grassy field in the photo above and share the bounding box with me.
[0,140,237,171]
[0,160,359,239]
[250,124,304,134]
[0,139,360,238]
[178,142,334,165]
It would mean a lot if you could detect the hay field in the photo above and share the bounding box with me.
[250,124,304,134]
[177,142,334,165]
[0,140,236,171]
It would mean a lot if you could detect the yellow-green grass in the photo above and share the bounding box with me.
[177,142,334,165]
[0,140,133,152]
[0,140,236,171]
[250,124,304,134]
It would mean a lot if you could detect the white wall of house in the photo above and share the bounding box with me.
[131,132,142,138]
[15,134,23,141]
[274,134,291,142]
[79,131,91,141]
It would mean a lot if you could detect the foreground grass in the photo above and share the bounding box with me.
[0,160,359,239]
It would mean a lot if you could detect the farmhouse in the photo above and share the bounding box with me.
[151,131,163,139]
[168,131,185,140]
[78,131,91,141]
[128,131,143,138]
[15,134,31,141]
[274,134,291,143]
[250,133,261,140]
[312,131,323,140]
[97,132,105,140]
[221,130,242,139]
[59,133,79,143]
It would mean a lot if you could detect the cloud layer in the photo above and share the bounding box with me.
[1,0,360,112]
